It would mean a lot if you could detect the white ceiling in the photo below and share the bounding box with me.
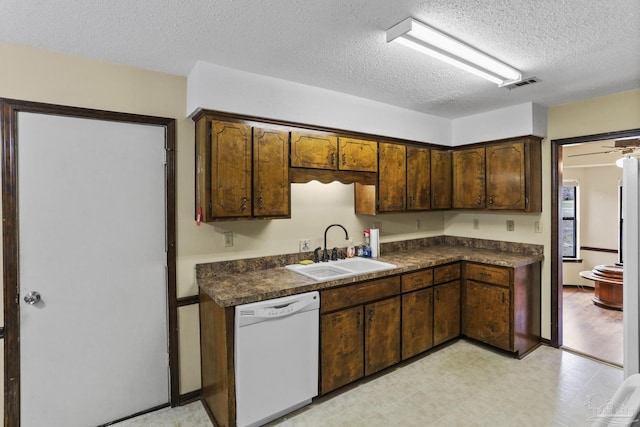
[1,0,639,118]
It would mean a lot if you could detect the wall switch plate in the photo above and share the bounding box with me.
[299,239,312,252]
[473,219,479,229]
[534,221,542,233]
[223,231,234,247]
[506,220,515,232]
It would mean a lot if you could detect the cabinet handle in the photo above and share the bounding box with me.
[258,196,264,209]
[489,196,494,205]
[401,195,405,207]
[436,289,440,300]
[356,311,361,328]
[434,196,438,205]
[429,292,433,303]
[330,153,336,166]
[502,292,505,304]
[241,196,248,211]
[368,308,374,324]
[409,195,414,207]
[477,195,482,205]
[342,153,347,166]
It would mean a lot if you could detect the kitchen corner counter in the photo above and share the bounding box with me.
[196,238,543,307]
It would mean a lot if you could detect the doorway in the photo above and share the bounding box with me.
[552,128,640,365]
[1,99,178,425]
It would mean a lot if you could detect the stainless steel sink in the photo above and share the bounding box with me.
[285,258,396,282]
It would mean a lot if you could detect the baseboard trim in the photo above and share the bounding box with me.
[179,389,201,406]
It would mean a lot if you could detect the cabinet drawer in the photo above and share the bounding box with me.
[321,276,400,313]
[401,269,433,292]
[434,263,460,284]
[466,263,510,286]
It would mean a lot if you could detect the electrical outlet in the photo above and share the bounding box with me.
[506,220,515,232]
[299,239,312,252]
[372,221,382,231]
[534,221,542,233]
[223,231,234,247]
[473,219,479,229]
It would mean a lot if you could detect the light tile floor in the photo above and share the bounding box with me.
[116,340,624,427]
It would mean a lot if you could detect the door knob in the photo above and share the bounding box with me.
[24,291,41,305]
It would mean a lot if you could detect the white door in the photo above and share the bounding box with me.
[17,112,169,426]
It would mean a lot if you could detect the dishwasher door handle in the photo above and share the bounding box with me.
[241,297,318,320]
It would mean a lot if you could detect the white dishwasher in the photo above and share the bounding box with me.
[235,291,320,427]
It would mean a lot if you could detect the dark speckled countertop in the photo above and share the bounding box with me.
[196,237,543,307]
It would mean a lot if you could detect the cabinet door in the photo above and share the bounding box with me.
[290,131,338,170]
[402,289,433,360]
[464,280,511,351]
[365,296,400,376]
[453,147,485,209]
[210,121,252,218]
[379,143,407,212]
[433,281,461,346]
[320,306,364,394]
[338,137,378,172]
[406,146,431,210]
[252,128,290,217]
[430,150,452,209]
[486,142,526,210]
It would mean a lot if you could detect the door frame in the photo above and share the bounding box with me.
[550,127,640,347]
[1,98,178,425]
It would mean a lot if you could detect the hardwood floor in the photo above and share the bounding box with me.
[563,285,623,366]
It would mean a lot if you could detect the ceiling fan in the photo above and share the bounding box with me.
[567,138,640,158]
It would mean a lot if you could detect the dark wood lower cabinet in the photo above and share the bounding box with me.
[433,280,461,346]
[319,276,401,395]
[462,261,541,357]
[464,280,510,350]
[401,288,434,360]
[320,306,364,394]
[365,296,401,375]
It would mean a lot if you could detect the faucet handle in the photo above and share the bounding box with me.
[313,247,322,263]
[331,247,339,261]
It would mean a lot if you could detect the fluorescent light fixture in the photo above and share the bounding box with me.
[386,17,522,86]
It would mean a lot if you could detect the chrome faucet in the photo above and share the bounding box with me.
[323,224,350,262]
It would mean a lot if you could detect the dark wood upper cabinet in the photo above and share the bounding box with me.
[194,115,291,222]
[453,147,486,209]
[208,120,252,219]
[486,139,542,211]
[378,142,407,212]
[406,146,431,210]
[430,150,452,209]
[338,137,378,172]
[290,131,338,170]
[253,127,290,217]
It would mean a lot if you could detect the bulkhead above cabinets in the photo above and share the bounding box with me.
[192,110,542,223]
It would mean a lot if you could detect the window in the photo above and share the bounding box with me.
[562,184,578,258]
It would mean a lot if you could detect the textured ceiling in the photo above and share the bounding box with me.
[1,0,639,118]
